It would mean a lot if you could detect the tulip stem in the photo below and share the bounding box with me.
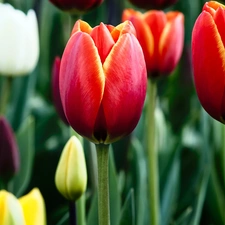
[76,194,86,225]
[69,201,77,225]
[146,78,160,225]
[0,76,12,114]
[96,144,110,225]
[221,124,225,188]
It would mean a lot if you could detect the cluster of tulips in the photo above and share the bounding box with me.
[0,0,225,224]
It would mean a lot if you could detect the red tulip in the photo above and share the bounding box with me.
[49,0,103,13]
[0,117,19,182]
[192,1,225,123]
[59,20,147,144]
[128,0,178,10]
[51,56,68,125]
[122,9,184,76]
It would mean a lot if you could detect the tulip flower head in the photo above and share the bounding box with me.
[0,190,25,225]
[55,136,87,201]
[19,188,46,225]
[123,9,184,77]
[49,0,103,14]
[0,3,39,76]
[52,56,69,125]
[128,0,178,10]
[0,116,19,182]
[59,20,147,144]
[192,1,225,123]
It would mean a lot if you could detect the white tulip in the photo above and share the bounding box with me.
[0,3,39,76]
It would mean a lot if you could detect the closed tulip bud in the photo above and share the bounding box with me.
[0,190,25,225]
[0,3,39,76]
[60,20,147,144]
[19,188,46,225]
[52,57,69,125]
[0,116,19,182]
[122,9,184,77]
[55,136,87,201]
[192,1,225,123]
[128,0,178,10]
[49,0,103,14]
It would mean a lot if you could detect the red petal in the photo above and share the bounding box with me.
[214,7,225,47]
[60,32,105,142]
[158,12,184,73]
[71,20,92,36]
[102,33,147,143]
[192,11,225,122]
[90,23,115,64]
[122,10,154,73]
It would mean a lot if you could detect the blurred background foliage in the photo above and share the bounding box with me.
[1,0,225,224]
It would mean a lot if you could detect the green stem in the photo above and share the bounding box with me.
[221,124,225,189]
[0,76,12,115]
[76,194,86,225]
[146,78,160,225]
[95,144,110,225]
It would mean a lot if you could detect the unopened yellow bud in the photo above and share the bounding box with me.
[19,188,46,225]
[55,136,87,201]
[0,190,25,225]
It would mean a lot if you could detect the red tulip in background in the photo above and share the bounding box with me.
[0,117,19,182]
[59,20,147,144]
[52,57,68,125]
[192,1,225,123]
[49,0,103,13]
[123,9,184,76]
[128,0,178,10]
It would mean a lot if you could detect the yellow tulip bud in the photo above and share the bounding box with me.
[19,188,46,225]
[0,190,25,225]
[55,136,87,201]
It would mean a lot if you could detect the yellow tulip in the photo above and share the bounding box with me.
[0,190,25,225]
[19,188,46,225]
[55,136,87,201]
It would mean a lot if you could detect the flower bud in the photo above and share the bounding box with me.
[55,136,87,201]
[52,56,69,125]
[128,0,178,10]
[19,188,46,225]
[0,190,25,225]
[0,116,19,182]
[49,0,104,14]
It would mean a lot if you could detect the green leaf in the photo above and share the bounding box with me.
[161,148,180,225]
[87,192,98,225]
[118,189,135,225]
[130,137,148,225]
[9,116,35,197]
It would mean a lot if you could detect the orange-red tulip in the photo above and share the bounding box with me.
[49,0,103,13]
[128,0,178,10]
[59,20,147,144]
[122,9,184,76]
[192,1,225,123]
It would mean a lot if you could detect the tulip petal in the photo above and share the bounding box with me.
[19,188,46,225]
[90,23,115,63]
[214,7,225,47]
[192,11,225,122]
[71,20,92,36]
[122,9,154,72]
[144,10,167,71]
[0,190,25,225]
[102,33,147,143]
[60,32,105,143]
[158,12,184,73]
